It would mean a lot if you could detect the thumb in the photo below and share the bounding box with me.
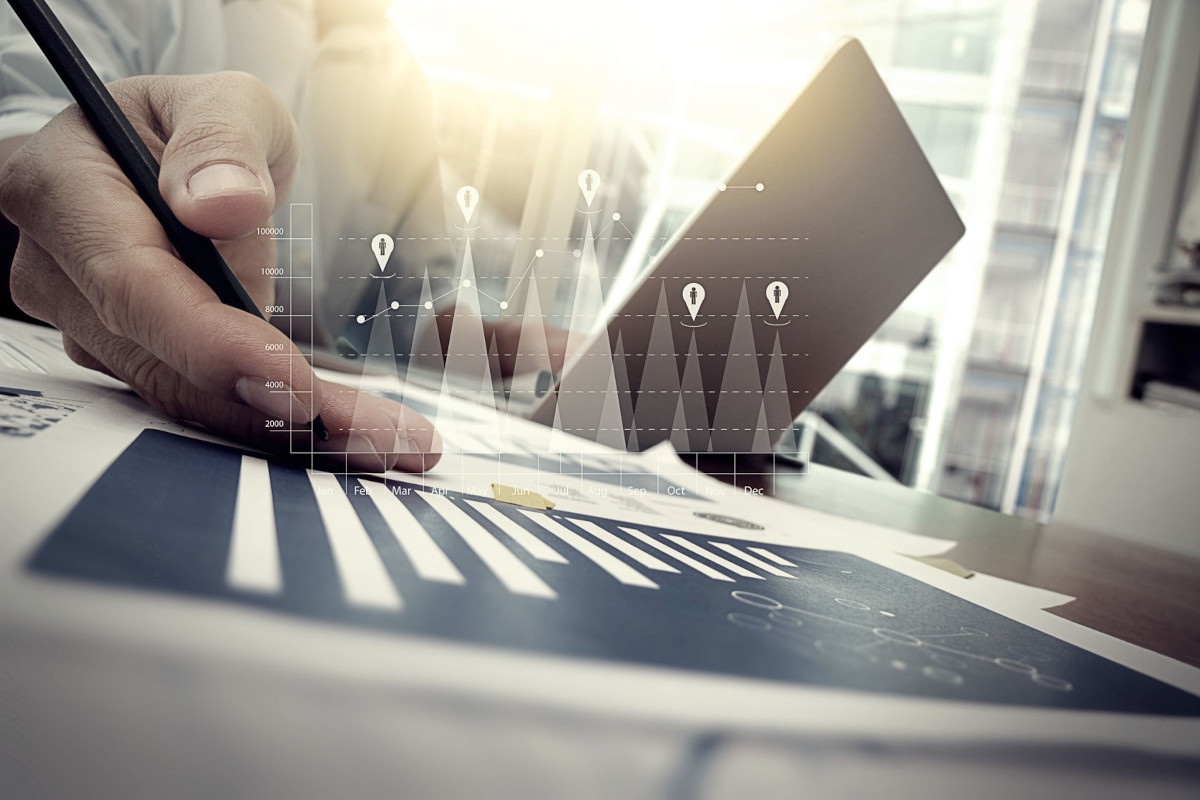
[156,72,301,240]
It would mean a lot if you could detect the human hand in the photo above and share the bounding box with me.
[0,72,440,471]
[431,311,569,379]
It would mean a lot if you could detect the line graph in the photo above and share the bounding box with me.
[309,170,809,456]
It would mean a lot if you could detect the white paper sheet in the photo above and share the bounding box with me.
[968,572,1077,611]
[1,319,1198,782]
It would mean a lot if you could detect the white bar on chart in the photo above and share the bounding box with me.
[226,456,281,593]
[619,528,734,582]
[424,493,557,599]
[749,546,798,567]
[709,542,795,578]
[360,481,465,585]
[308,471,402,610]
[466,501,568,563]
[572,519,679,573]
[520,513,658,589]
[662,535,762,580]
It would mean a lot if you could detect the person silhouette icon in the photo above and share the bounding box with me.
[773,284,782,304]
[379,239,387,256]
[690,285,698,305]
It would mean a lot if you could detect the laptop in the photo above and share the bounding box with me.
[520,37,964,452]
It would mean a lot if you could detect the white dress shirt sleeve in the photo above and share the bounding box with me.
[0,0,224,142]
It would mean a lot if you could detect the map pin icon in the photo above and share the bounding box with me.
[683,282,705,321]
[372,234,394,273]
[579,169,600,208]
[767,281,788,319]
[456,185,478,224]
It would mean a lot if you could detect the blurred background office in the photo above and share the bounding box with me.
[390,0,1198,554]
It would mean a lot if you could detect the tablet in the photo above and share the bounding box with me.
[530,38,964,453]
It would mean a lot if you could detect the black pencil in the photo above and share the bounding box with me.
[5,0,330,442]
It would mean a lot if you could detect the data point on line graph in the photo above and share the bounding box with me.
[500,301,509,310]
[683,282,706,321]
[456,185,478,224]
[424,301,433,310]
[390,301,400,310]
[756,183,765,191]
[356,315,366,324]
[463,279,472,288]
[535,249,544,258]
[718,183,727,192]
[578,169,600,207]
[613,212,621,221]
[371,234,394,273]
[573,249,582,258]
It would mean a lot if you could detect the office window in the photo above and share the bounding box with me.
[894,0,1001,75]
[1023,0,1099,94]
[998,101,1078,230]
[899,103,981,179]
[969,234,1053,369]
[939,372,1022,509]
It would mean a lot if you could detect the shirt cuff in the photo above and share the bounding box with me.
[0,96,71,142]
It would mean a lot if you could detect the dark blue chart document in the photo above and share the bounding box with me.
[26,429,1200,718]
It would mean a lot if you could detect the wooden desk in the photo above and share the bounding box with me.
[696,455,1200,669]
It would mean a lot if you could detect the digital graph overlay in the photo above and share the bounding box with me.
[327,173,810,458]
[27,428,1200,717]
[260,204,322,459]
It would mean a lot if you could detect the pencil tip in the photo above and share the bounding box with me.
[312,415,331,442]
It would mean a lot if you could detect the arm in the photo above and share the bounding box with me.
[0,6,440,469]
[0,0,185,323]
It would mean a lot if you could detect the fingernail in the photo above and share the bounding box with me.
[188,162,267,199]
[394,435,421,454]
[390,435,419,471]
[314,431,386,472]
[396,411,439,455]
[401,429,444,473]
[235,376,312,422]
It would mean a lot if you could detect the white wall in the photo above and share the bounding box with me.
[1058,403,1200,554]
[1054,0,1200,556]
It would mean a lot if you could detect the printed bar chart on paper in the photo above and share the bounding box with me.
[26,429,1200,717]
